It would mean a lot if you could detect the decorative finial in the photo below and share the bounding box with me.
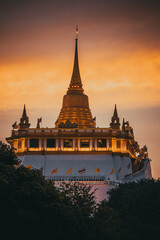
[19,104,30,129]
[110,104,120,129]
[76,25,78,39]
[37,117,42,128]
[22,104,27,118]
[113,104,118,118]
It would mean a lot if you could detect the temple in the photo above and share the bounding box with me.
[6,28,152,200]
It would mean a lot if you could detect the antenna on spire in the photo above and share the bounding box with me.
[76,25,78,39]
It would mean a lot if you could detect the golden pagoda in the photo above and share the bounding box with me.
[55,29,95,128]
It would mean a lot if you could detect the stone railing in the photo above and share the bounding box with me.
[124,159,151,182]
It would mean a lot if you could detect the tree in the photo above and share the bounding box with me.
[93,200,122,240]
[0,142,63,239]
[107,179,160,240]
[0,141,19,166]
[59,182,97,239]
[60,181,97,215]
[0,142,97,240]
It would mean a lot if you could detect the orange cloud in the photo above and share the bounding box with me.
[1,49,159,111]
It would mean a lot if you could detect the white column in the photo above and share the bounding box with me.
[113,138,117,152]
[106,139,109,151]
[39,139,42,151]
[44,139,47,151]
[73,139,76,150]
[56,139,59,151]
[21,138,25,152]
[58,139,61,151]
[121,140,126,153]
[90,139,92,151]
[94,138,97,151]
[77,138,80,151]
[60,139,63,151]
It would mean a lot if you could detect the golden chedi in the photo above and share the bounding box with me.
[55,33,95,128]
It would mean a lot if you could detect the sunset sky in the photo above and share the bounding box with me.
[0,0,160,178]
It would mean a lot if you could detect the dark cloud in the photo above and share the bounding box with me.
[0,0,160,62]
[1,0,160,25]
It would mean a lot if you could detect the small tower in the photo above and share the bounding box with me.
[19,104,30,129]
[110,104,120,129]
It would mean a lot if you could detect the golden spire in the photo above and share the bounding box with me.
[67,26,83,94]
[55,28,95,128]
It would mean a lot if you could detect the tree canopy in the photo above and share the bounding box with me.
[0,141,97,240]
[107,179,160,240]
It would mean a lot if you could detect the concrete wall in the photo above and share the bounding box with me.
[21,154,132,181]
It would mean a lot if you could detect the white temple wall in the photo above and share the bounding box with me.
[121,156,132,176]
[21,154,132,181]
[22,155,44,170]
